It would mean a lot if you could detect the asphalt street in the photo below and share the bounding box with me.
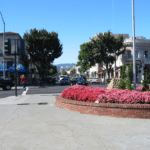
[0,83,108,98]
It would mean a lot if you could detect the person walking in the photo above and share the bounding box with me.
[20,75,27,91]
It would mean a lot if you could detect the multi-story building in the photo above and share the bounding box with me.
[97,35,150,83]
[0,32,29,83]
[77,33,150,83]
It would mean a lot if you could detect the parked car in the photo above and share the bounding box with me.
[45,76,56,84]
[0,76,14,90]
[70,77,88,86]
[59,75,68,81]
[60,77,70,85]
[91,78,100,84]
[87,78,93,83]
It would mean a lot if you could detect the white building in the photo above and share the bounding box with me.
[75,33,150,83]
[97,35,150,83]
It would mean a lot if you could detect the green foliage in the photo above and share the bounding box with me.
[118,64,127,89]
[48,64,57,76]
[62,70,67,75]
[77,43,95,72]
[77,31,125,79]
[106,78,111,83]
[121,64,127,79]
[23,28,63,77]
[49,68,54,75]
[118,79,126,89]
[142,68,150,91]
[57,72,61,76]
[70,69,76,76]
[126,63,133,90]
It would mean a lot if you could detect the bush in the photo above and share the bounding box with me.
[106,78,111,83]
[61,85,150,104]
[142,69,150,91]
[118,79,126,89]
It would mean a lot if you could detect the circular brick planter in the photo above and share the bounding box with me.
[55,95,150,119]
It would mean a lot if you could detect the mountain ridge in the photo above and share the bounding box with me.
[55,63,76,67]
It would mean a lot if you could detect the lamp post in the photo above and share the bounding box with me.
[132,0,136,90]
[0,12,5,78]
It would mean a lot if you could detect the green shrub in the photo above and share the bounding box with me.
[118,64,127,89]
[118,79,126,89]
[126,63,133,90]
[142,68,150,91]
[106,78,111,83]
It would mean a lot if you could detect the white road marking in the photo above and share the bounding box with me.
[22,87,29,95]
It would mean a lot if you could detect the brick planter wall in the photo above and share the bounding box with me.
[55,95,150,119]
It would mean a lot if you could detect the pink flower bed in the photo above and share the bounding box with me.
[61,85,150,104]
[136,86,150,91]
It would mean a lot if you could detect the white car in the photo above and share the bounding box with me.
[87,78,93,83]
[91,78,100,84]
[59,75,68,81]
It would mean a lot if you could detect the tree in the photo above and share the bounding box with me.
[23,28,63,77]
[77,43,95,72]
[62,69,67,75]
[90,31,125,79]
[49,64,57,76]
[70,68,76,77]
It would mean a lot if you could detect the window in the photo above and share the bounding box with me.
[135,50,138,58]
[127,51,131,58]
[144,51,148,58]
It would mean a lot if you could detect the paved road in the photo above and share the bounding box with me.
[0,83,108,98]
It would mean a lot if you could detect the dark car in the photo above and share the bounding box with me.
[45,76,56,84]
[70,77,88,86]
[60,77,70,85]
[0,76,14,90]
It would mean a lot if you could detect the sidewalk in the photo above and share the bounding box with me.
[0,94,150,150]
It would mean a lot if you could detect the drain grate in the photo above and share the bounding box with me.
[17,103,30,105]
[52,94,59,96]
[38,102,48,105]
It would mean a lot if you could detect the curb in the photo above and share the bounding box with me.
[55,95,150,119]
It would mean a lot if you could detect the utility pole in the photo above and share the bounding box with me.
[15,40,17,96]
[132,0,136,90]
[0,12,5,78]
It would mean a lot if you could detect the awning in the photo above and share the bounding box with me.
[7,63,30,73]
[145,64,150,69]
[98,72,103,75]
[0,63,7,73]
[98,71,106,75]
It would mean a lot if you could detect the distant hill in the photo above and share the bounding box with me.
[55,63,76,67]
[55,63,76,72]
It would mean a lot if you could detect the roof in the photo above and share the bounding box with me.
[0,32,22,39]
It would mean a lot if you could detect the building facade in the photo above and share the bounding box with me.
[75,33,150,83]
[0,32,29,83]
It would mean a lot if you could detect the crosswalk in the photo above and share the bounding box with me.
[22,87,29,95]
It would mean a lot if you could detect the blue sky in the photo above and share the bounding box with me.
[0,0,150,65]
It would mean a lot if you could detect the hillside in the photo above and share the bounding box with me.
[55,63,76,67]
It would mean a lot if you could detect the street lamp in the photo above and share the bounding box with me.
[132,0,136,90]
[0,12,5,78]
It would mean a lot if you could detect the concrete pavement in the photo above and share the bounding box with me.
[0,93,150,150]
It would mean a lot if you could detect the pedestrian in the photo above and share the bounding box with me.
[20,75,27,91]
